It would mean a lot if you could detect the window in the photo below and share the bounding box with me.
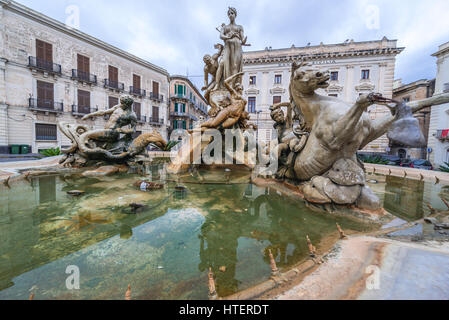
[36,39,52,63]
[109,96,119,109]
[174,103,186,113]
[274,74,282,84]
[328,94,338,97]
[330,72,338,81]
[109,66,118,81]
[133,74,141,89]
[273,96,281,104]
[175,84,185,96]
[152,81,159,96]
[361,69,370,80]
[37,80,54,109]
[152,106,159,120]
[77,90,90,114]
[265,129,271,141]
[248,97,256,113]
[249,76,256,85]
[133,102,141,119]
[36,123,57,141]
[77,54,90,74]
[402,97,410,103]
[182,120,187,130]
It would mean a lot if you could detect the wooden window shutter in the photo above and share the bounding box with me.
[109,66,118,82]
[133,74,141,89]
[152,106,159,120]
[273,96,281,104]
[152,81,159,96]
[77,54,90,74]
[133,102,141,118]
[109,96,119,109]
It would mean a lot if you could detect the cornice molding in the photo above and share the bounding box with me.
[243,47,404,65]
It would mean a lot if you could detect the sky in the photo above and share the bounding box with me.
[14,0,449,89]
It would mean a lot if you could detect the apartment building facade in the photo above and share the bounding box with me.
[169,75,208,134]
[428,41,449,167]
[242,37,404,152]
[0,0,170,154]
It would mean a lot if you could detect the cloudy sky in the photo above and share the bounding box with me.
[16,0,449,88]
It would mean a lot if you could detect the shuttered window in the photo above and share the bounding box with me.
[77,54,90,74]
[36,39,53,63]
[37,80,54,109]
[152,106,159,120]
[152,81,159,96]
[77,90,90,114]
[108,96,119,109]
[36,123,57,141]
[133,74,141,89]
[133,102,141,118]
[109,66,118,82]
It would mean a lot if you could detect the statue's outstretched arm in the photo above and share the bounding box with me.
[82,107,115,120]
[408,92,449,113]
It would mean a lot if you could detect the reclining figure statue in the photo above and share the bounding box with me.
[58,95,167,167]
[281,61,449,210]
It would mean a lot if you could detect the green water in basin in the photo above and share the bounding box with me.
[0,165,447,300]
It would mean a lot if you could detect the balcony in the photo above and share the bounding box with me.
[72,69,97,85]
[28,56,62,75]
[130,86,146,97]
[170,111,190,118]
[104,79,125,91]
[436,129,449,141]
[71,105,98,116]
[149,117,164,126]
[29,98,63,113]
[150,92,164,102]
[170,93,189,101]
[136,115,147,124]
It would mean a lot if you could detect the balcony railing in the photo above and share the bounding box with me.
[72,69,97,84]
[149,117,164,125]
[71,105,98,115]
[170,111,189,118]
[136,115,147,123]
[130,86,146,97]
[28,56,62,74]
[29,98,63,112]
[150,92,164,102]
[436,129,449,141]
[170,93,189,100]
[104,79,125,91]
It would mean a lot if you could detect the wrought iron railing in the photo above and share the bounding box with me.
[149,117,164,125]
[71,105,98,115]
[29,98,63,112]
[150,92,164,102]
[137,115,147,123]
[72,69,97,84]
[130,86,146,97]
[104,79,125,91]
[28,56,62,74]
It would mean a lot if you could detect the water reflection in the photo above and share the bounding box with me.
[1,169,445,299]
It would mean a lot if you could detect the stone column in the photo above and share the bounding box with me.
[0,58,8,152]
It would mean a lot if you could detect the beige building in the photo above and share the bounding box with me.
[169,75,208,133]
[391,79,435,160]
[428,41,449,167]
[0,0,170,154]
[242,37,404,152]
